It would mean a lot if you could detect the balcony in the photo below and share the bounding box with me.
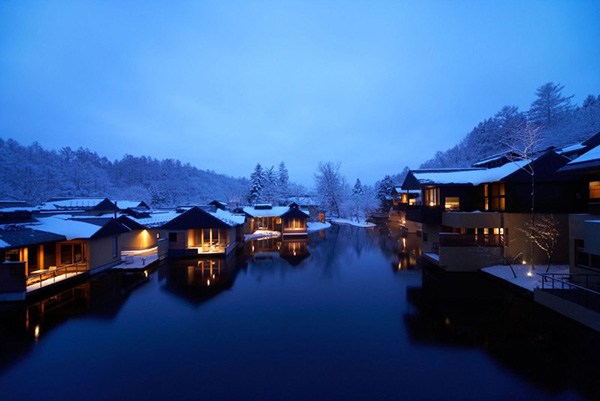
[26,262,89,293]
[439,232,503,247]
[442,211,502,229]
[535,273,600,332]
[405,205,442,224]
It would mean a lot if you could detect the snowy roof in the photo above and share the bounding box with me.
[40,198,107,211]
[113,200,147,210]
[566,144,600,165]
[0,239,9,248]
[129,210,180,228]
[413,161,528,186]
[243,206,290,217]
[243,205,309,218]
[471,152,512,168]
[558,142,586,154]
[213,209,246,226]
[31,215,104,240]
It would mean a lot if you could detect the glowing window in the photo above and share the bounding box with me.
[423,187,440,207]
[484,183,505,211]
[590,181,600,199]
[444,197,460,211]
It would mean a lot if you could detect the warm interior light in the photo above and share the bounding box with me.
[34,325,40,339]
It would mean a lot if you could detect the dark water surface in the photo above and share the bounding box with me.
[1,224,599,401]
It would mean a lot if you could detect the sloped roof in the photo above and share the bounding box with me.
[560,144,600,172]
[243,205,309,218]
[89,198,119,213]
[129,210,180,228]
[410,165,518,186]
[91,219,131,239]
[32,215,132,240]
[409,151,569,187]
[0,226,66,249]
[161,207,234,230]
[281,207,310,219]
[40,197,107,211]
[115,215,146,230]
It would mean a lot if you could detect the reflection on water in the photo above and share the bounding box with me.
[406,266,600,400]
[0,223,599,401]
[161,254,244,306]
[0,269,152,374]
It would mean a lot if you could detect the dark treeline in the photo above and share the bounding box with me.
[421,82,600,168]
[0,139,248,206]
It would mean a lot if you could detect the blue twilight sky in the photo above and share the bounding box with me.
[1,0,599,187]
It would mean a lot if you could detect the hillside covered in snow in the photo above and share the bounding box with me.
[0,139,248,206]
[421,83,600,168]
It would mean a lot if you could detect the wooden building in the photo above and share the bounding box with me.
[160,206,244,257]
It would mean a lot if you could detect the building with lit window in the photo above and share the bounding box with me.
[401,150,581,271]
[160,206,245,257]
[242,203,309,237]
[0,215,141,300]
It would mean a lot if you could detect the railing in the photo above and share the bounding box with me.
[26,262,89,289]
[439,233,503,247]
[538,273,600,292]
[538,273,600,313]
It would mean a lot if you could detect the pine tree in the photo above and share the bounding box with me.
[376,175,395,209]
[352,178,364,196]
[263,166,277,203]
[247,163,264,204]
[278,161,289,201]
[528,82,574,126]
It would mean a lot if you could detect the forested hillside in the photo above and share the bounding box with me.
[421,83,600,168]
[0,139,248,206]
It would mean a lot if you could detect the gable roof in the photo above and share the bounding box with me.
[281,207,310,219]
[0,226,66,250]
[161,207,234,230]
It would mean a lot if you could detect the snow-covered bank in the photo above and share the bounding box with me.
[481,264,569,292]
[244,230,281,241]
[307,221,331,232]
[330,218,376,228]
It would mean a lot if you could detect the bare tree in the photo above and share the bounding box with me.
[314,161,348,218]
[519,214,560,272]
[502,122,543,269]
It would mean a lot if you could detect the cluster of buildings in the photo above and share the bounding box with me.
[0,198,312,301]
[392,131,600,331]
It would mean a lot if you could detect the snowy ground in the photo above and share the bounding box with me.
[244,230,281,241]
[481,264,569,292]
[113,253,159,270]
[330,218,376,228]
[307,221,331,232]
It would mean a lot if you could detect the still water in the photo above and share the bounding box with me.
[1,224,599,401]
